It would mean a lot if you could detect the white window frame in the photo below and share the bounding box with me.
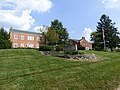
[28,36,34,40]
[14,43,17,48]
[14,34,18,39]
[21,43,24,47]
[31,36,34,40]
[27,43,34,48]
[21,35,24,40]
[27,36,29,40]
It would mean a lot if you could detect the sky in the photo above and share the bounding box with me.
[0,0,120,41]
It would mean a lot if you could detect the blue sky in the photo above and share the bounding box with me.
[0,0,120,41]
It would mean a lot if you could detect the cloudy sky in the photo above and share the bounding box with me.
[0,0,120,41]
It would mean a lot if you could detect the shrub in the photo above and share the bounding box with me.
[78,51,85,54]
[115,49,120,52]
[39,45,53,51]
[72,50,79,55]
[64,50,79,55]
[56,45,64,51]
[78,47,85,50]
[13,47,38,50]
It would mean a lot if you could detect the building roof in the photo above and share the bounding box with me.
[70,38,91,43]
[10,28,41,36]
[69,39,82,42]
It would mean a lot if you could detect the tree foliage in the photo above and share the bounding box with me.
[91,14,120,51]
[0,28,11,49]
[91,31,102,50]
[46,27,59,45]
[50,19,69,45]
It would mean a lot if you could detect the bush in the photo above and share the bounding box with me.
[56,45,64,51]
[64,50,79,55]
[78,47,85,50]
[78,51,85,54]
[115,49,120,52]
[72,50,79,55]
[39,45,53,51]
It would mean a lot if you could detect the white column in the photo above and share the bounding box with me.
[75,44,77,50]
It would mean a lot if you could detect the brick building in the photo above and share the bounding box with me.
[10,29,44,48]
[70,37,92,50]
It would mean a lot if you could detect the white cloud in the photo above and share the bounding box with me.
[82,28,92,41]
[69,30,75,34]
[33,25,48,33]
[100,0,120,9]
[33,26,44,33]
[0,10,35,30]
[0,0,53,31]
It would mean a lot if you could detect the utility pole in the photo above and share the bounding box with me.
[102,28,106,50]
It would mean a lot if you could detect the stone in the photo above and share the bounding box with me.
[41,51,97,60]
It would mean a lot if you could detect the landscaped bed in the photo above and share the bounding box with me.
[0,49,120,90]
[41,51,97,61]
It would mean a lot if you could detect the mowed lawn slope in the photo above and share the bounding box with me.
[0,49,120,90]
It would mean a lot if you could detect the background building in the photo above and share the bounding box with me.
[70,37,92,50]
[10,28,44,48]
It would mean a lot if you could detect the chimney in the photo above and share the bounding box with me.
[82,37,85,40]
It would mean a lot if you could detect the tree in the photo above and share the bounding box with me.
[91,14,120,51]
[0,28,11,49]
[46,27,59,45]
[50,19,69,45]
[91,31,102,50]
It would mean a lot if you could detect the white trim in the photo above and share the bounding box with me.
[14,34,18,39]
[21,35,24,40]
[21,43,24,47]
[13,43,18,48]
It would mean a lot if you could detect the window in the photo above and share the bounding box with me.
[36,44,39,48]
[14,34,18,39]
[85,47,89,50]
[31,36,34,40]
[36,36,39,41]
[28,36,34,40]
[27,43,34,48]
[21,35,24,40]
[21,43,24,47]
[27,36,30,40]
[13,43,17,48]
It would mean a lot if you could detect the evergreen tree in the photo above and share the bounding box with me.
[50,19,69,45]
[0,28,11,49]
[91,14,120,51]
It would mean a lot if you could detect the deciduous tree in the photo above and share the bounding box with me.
[46,27,59,45]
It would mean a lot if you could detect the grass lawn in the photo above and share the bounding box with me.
[0,49,120,90]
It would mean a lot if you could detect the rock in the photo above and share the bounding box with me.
[41,51,97,60]
[79,54,96,60]
[73,56,79,60]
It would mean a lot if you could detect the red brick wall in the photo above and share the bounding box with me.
[10,32,43,48]
[70,38,92,50]
[79,37,92,50]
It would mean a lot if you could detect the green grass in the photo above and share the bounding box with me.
[0,49,120,90]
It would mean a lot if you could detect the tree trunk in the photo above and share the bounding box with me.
[110,46,113,51]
